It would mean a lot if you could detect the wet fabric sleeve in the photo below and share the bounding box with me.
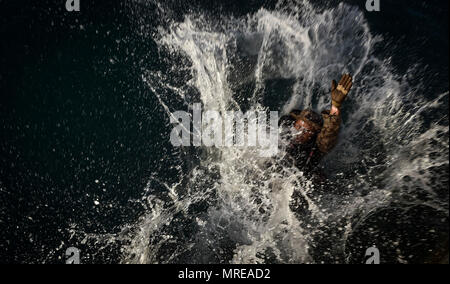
[316,110,342,154]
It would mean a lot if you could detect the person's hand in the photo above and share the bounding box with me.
[331,74,353,109]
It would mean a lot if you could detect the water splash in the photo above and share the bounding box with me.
[69,0,448,264]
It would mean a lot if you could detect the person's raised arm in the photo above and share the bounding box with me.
[316,74,353,154]
[330,74,353,116]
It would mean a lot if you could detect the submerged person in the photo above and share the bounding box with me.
[279,74,353,176]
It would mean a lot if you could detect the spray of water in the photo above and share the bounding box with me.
[65,0,448,264]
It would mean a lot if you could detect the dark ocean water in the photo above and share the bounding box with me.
[0,0,448,264]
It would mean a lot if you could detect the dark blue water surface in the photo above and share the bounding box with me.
[0,0,448,263]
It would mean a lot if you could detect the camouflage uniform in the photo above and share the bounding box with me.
[316,110,342,154]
